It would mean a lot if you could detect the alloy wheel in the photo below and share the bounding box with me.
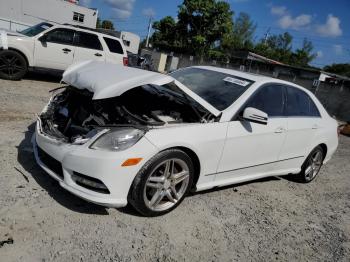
[304,150,323,181]
[0,53,26,78]
[143,158,190,211]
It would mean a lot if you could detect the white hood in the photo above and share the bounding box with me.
[62,61,221,117]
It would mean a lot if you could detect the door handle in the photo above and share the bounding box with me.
[62,48,71,52]
[95,53,102,57]
[274,127,285,133]
[312,124,319,129]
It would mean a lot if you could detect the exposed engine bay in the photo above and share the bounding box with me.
[39,83,216,143]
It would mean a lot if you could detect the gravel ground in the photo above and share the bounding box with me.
[0,74,349,262]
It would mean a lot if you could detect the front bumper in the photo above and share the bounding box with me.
[32,120,158,208]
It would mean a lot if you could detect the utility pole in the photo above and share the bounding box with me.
[145,16,152,48]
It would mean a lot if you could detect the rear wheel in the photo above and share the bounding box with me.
[0,50,28,80]
[129,149,194,216]
[298,146,324,183]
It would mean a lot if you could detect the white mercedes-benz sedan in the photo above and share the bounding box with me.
[33,61,338,216]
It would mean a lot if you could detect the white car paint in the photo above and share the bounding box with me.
[1,23,127,72]
[33,65,339,208]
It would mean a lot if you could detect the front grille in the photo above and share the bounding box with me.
[37,146,64,179]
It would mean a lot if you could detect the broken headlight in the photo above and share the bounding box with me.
[89,128,145,152]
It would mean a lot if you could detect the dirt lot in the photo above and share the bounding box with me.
[0,74,349,262]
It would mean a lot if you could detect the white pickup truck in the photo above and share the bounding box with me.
[0,22,128,80]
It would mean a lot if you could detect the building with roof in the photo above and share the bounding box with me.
[0,0,98,31]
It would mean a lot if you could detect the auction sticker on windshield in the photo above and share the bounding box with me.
[223,76,250,86]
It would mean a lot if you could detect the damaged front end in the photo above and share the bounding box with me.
[39,83,216,146]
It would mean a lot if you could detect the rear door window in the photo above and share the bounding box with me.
[245,85,285,117]
[74,32,102,50]
[285,86,320,117]
[103,37,124,54]
[46,28,75,45]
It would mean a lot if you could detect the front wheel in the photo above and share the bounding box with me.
[0,50,28,80]
[128,149,194,216]
[298,146,324,183]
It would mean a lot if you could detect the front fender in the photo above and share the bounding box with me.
[6,36,34,66]
[144,123,228,177]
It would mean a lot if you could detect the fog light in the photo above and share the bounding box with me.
[72,172,110,194]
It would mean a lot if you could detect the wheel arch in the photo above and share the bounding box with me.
[318,143,328,159]
[306,143,328,163]
[7,47,29,67]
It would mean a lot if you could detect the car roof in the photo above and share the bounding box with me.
[192,65,308,90]
[52,24,122,41]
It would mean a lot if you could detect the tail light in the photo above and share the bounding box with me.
[123,57,128,66]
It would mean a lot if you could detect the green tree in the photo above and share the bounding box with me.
[253,32,294,64]
[324,63,350,77]
[177,0,233,59]
[101,20,115,30]
[151,16,183,52]
[222,12,256,52]
[291,38,317,66]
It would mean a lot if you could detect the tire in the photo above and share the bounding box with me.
[298,146,325,183]
[0,50,28,80]
[128,149,194,216]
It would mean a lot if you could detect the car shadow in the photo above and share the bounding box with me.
[17,122,109,215]
[23,71,62,83]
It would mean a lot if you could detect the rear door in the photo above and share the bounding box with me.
[277,85,322,170]
[73,31,105,63]
[34,28,75,70]
[102,37,126,65]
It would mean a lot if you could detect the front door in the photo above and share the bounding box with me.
[34,28,75,70]
[216,84,287,183]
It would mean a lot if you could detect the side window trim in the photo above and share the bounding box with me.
[45,28,76,46]
[231,83,286,121]
[73,31,103,51]
[103,37,124,54]
[283,85,321,118]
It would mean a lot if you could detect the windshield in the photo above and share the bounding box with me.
[20,22,53,37]
[170,68,254,110]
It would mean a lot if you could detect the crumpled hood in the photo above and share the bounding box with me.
[62,61,174,99]
[62,61,221,117]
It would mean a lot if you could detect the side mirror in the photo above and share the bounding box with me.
[38,34,47,42]
[242,107,268,125]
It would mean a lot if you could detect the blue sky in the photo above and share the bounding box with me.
[80,0,350,68]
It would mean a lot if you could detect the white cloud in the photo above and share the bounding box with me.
[104,0,135,20]
[316,51,323,58]
[316,14,342,37]
[80,0,91,7]
[278,14,312,30]
[142,8,155,17]
[333,44,343,55]
[271,6,287,16]
[270,5,311,30]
